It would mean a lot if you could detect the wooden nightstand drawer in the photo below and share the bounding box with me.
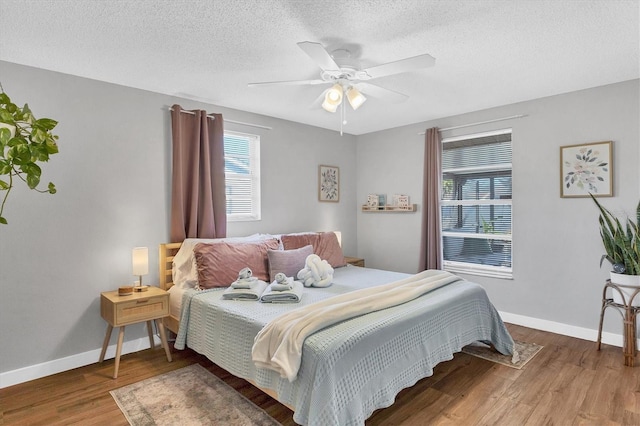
[100,287,169,327]
[115,297,168,325]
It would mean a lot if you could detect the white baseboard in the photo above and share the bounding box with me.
[499,311,636,349]
[0,313,634,389]
[0,335,161,389]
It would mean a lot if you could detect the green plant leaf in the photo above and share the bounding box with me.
[0,216,7,225]
[0,160,10,174]
[0,179,8,190]
[31,128,46,143]
[48,182,56,194]
[26,172,40,189]
[0,110,15,123]
[0,93,10,104]
[0,127,11,144]
[34,118,58,131]
[7,144,31,164]
[21,162,41,178]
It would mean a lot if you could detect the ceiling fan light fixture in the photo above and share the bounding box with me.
[346,87,366,110]
[322,84,343,113]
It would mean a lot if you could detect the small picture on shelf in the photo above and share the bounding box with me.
[392,194,410,207]
[378,194,386,207]
[367,194,379,207]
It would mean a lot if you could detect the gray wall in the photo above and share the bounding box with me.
[0,61,357,374]
[357,79,640,335]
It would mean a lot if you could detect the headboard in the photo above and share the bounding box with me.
[159,242,182,291]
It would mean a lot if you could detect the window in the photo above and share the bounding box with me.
[441,129,512,278]
[224,131,261,221]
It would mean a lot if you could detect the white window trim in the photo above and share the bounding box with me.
[441,128,513,279]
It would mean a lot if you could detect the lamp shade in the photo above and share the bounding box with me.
[346,87,366,110]
[322,84,343,112]
[132,247,149,276]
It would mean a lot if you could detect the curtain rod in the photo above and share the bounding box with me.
[418,114,526,135]
[169,107,272,130]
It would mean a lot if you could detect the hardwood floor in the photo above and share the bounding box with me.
[1,324,639,425]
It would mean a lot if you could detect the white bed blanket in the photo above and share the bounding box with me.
[252,269,460,381]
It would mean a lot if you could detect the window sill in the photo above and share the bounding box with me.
[444,262,513,280]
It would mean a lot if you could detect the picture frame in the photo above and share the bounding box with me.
[560,141,613,198]
[318,165,339,202]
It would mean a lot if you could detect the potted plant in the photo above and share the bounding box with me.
[0,87,59,225]
[590,193,640,305]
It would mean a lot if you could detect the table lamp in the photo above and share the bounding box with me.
[132,246,149,292]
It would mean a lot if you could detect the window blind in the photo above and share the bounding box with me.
[441,129,513,279]
[224,132,261,221]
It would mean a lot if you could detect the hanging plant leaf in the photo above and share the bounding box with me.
[0,86,60,224]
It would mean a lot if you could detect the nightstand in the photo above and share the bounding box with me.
[99,286,172,378]
[344,256,365,267]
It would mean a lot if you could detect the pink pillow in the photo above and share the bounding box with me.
[281,232,346,268]
[267,245,314,281]
[193,239,280,288]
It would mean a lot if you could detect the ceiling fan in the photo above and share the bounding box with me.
[248,41,436,114]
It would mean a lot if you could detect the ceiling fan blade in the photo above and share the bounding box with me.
[358,82,409,103]
[361,54,435,79]
[297,41,341,72]
[248,79,328,87]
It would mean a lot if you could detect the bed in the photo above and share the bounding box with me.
[159,234,515,426]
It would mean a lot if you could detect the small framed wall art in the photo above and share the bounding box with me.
[318,165,339,202]
[560,141,613,198]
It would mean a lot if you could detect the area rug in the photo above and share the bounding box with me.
[462,340,543,369]
[110,364,280,426]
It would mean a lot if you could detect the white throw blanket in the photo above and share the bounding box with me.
[296,254,334,287]
[252,269,460,381]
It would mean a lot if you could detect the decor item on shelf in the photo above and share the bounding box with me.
[590,193,640,305]
[318,165,339,202]
[132,247,149,291]
[0,85,60,225]
[397,195,410,208]
[362,203,417,212]
[367,194,379,208]
[249,41,435,135]
[378,194,387,207]
[561,141,612,198]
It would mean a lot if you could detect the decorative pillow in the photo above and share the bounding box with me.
[267,245,314,281]
[281,232,346,268]
[172,234,277,288]
[193,239,280,289]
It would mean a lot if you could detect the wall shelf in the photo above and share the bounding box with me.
[361,204,417,212]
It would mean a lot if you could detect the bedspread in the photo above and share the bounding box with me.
[175,266,514,426]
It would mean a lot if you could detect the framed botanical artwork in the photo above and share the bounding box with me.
[318,165,339,202]
[560,141,613,198]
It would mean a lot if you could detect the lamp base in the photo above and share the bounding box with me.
[134,285,149,292]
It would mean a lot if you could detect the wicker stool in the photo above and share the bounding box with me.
[597,279,640,366]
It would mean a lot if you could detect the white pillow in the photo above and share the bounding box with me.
[172,234,277,288]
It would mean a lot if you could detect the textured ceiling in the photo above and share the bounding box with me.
[0,0,638,135]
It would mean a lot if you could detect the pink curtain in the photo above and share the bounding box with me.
[170,105,226,242]
[418,127,442,271]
